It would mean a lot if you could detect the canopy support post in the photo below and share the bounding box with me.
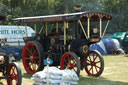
[45,22,48,36]
[39,24,44,34]
[56,22,58,32]
[34,24,37,34]
[64,21,67,45]
[100,18,102,38]
[102,20,110,38]
[78,20,88,39]
[25,24,28,37]
[87,18,90,38]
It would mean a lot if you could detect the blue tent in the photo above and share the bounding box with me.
[89,38,122,55]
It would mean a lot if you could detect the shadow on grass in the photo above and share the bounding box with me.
[124,54,128,57]
[79,76,128,85]
[22,73,32,79]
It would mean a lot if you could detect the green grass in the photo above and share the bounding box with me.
[0,55,128,85]
[79,55,128,85]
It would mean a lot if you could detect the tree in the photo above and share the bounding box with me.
[100,0,128,33]
[0,0,127,34]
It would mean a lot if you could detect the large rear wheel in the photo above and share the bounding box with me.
[7,62,22,85]
[60,52,80,76]
[22,41,44,74]
[84,50,104,77]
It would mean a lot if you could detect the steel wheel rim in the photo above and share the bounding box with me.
[61,53,77,72]
[22,42,40,74]
[7,65,18,85]
[85,51,102,76]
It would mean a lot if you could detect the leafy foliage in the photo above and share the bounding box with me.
[0,0,127,33]
[100,0,128,33]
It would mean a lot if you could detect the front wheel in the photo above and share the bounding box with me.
[84,50,104,77]
[60,52,80,76]
[7,62,22,85]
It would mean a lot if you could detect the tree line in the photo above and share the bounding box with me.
[0,0,127,33]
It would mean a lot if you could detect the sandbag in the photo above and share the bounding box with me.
[43,67,62,76]
[32,67,79,85]
[32,71,46,79]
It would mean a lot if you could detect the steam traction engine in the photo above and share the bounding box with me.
[12,11,112,77]
[0,14,22,85]
[0,40,22,85]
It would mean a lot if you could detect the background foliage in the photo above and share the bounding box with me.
[0,0,128,33]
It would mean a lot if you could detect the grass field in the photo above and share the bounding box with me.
[0,55,128,85]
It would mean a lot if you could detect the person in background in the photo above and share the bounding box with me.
[112,42,118,55]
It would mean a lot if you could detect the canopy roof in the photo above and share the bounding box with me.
[12,11,112,24]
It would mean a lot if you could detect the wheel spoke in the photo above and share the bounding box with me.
[32,45,35,53]
[11,66,16,75]
[25,57,31,60]
[35,51,39,57]
[30,45,33,53]
[13,68,16,75]
[29,61,34,70]
[68,56,72,64]
[33,50,37,56]
[15,74,18,80]
[26,51,31,57]
[86,62,91,66]
[93,56,98,62]
[96,61,101,64]
[88,56,92,62]
[29,62,32,66]
[32,64,35,71]
[95,65,101,69]
[94,65,98,73]
[26,48,32,55]
[67,55,70,60]
[33,59,39,64]
[11,74,18,80]
[64,60,69,65]
[31,63,36,71]
[89,66,93,72]
[92,53,95,60]
[32,58,36,63]
[92,66,94,74]
[87,59,91,62]
[33,57,39,59]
